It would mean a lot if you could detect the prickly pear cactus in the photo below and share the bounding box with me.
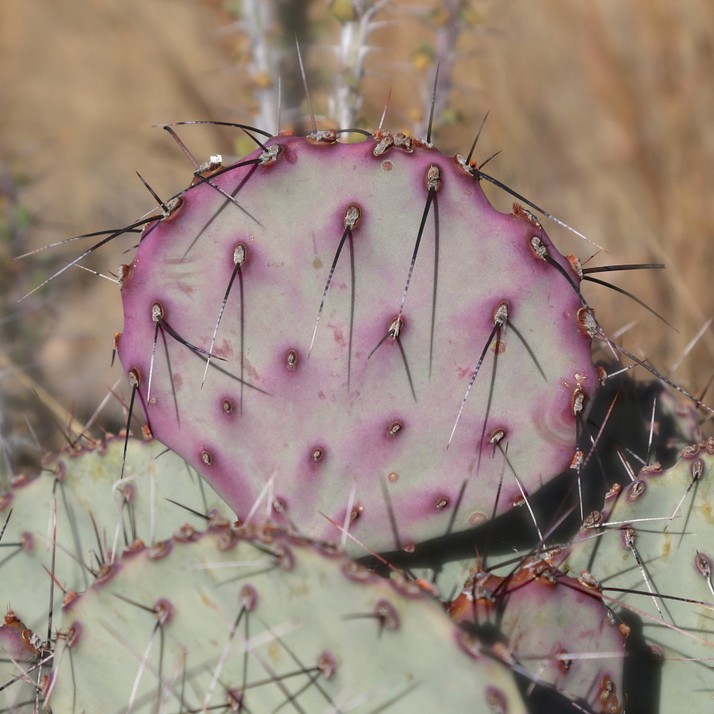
[116,132,598,552]
[448,555,627,713]
[48,525,527,713]
[0,436,227,632]
[8,7,714,712]
[564,440,714,712]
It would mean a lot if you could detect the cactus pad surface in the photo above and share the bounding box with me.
[565,440,714,712]
[449,555,627,712]
[0,436,226,632]
[117,132,598,552]
[49,525,527,713]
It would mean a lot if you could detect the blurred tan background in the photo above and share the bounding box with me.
[1,0,713,458]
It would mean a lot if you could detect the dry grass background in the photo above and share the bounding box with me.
[1,0,713,459]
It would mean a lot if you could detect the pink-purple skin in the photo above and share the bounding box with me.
[117,135,597,552]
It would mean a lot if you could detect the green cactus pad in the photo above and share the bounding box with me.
[564,439,714,712]
[48,525,527,713]
[0,436,227,632]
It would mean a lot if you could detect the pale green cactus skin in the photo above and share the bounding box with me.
[564,440,714,712]
[48,526,527,713]
[0,436,227,633]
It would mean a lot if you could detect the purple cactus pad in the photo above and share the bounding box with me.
[117,133,598,552]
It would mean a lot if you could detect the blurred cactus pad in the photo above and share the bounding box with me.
[1,1,714,712]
